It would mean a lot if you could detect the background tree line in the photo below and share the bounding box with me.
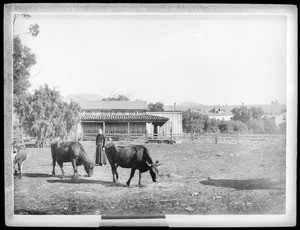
[13,14,81,147]
[182,106,283,134]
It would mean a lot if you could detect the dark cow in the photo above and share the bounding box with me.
[105,142,162,187]
[13,142,29,178]
[51,141,94,178]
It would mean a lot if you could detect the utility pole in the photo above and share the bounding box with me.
[271,101,273,117]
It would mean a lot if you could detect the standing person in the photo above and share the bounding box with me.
[95,128,107,166]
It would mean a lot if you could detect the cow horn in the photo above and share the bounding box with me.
[146,161,152,167]
[155,161,163,166]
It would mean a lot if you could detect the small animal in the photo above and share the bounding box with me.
[13,143,29,178]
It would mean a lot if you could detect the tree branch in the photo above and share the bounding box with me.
[14,31,31,37]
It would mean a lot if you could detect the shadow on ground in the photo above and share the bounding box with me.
[200,177,285,190]
[14,209,48,215]
[21,173,58,178]
[46,178,126,187]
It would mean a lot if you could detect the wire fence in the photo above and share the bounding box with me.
[14,132,285,148]
[74,132,286,145]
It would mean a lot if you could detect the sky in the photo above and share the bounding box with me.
[14,13,287,105]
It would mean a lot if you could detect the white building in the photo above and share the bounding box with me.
[193,107,233,121]
[146,111,182,135]
[274,110,287,126]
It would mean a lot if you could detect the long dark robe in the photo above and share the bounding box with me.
[95,133,107,165]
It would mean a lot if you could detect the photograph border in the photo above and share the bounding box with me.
[4,3,297,227]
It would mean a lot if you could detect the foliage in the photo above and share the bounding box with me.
[13,36,36,112]
[13,14,40,37]
[278,122,286,134]
[182,110,209,133]
[249,107,264,119]
[263,117,278,134]
[246,118,265,134]
[13,14,40,116]
[227,120,248,133]
[182,110,251,134]
[148,102,164,112]
[19,84,81,146]
[232,106,252,123]
[218,120,228,133]
[232,106,264,124]
[102,93,130,101]
[182,106,280,134]
[204,118,220,133]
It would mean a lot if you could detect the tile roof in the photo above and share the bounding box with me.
[78,100,148,110]
[81,114,169,123]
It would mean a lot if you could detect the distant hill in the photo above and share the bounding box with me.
[62,94,104,102]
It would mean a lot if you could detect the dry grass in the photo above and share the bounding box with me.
[14,141,286,215]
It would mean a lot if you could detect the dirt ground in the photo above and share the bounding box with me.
[13,141,286,216]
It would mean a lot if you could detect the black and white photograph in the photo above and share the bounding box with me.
[4,3,297,227]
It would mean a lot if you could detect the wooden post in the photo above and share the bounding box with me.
[215,133,218,144]
[145,130,148,142]
[103,122,106,134]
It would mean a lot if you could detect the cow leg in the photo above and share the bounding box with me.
[126,168,136,187]
[71,159,79,179]
[13,163,18,176]
[111,165,118,183]
[138,171,144,187]
[18,163,22,178]
[114,164,119,183]
[115,169,119,183]
[52,160,56,175]
[58,162,66,176]
[111,167,116,183]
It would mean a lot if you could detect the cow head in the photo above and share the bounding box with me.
[84,162,94,177]
[146,160,163,182]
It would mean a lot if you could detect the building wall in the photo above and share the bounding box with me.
[81,122,103,133]
[274,112,286,126]
[81,121,146,134]
[208,115,233,121]
[129,122,147,134]
[105,122,146,134]
[146,111,182,134]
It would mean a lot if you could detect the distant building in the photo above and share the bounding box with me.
[77,100,169,135]
[146,111,183,135]
[264,110,287,126]
[274,110,287,126]
[192,107,233,121]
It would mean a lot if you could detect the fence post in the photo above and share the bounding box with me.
[237,131,239,144]
[215,133,218,144]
